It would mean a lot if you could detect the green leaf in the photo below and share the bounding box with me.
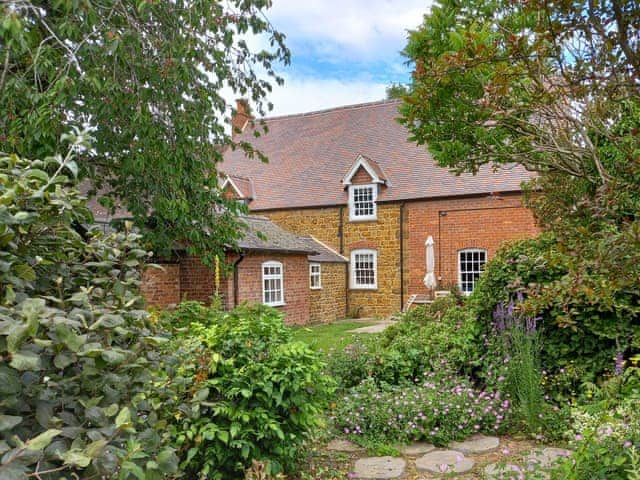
[217,430,229,444]
[0,415,22,431]
[10,350,42,371]
[115,407,131,428]
[101,349,127,365]
[156,448,179,474]
[61,448,92,467]
[53,352,75,369]
[89,314,124,330]
[84,439,109,459]
[25,429,62,451]
[122,461,146,480]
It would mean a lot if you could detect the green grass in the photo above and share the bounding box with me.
[291,320,376,352]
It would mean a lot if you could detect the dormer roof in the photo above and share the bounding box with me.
[221,174,255,201]
[342,154,389,187]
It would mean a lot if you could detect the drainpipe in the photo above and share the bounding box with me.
[232,252,246,307]
[399,203,405,311]
[339,206,349,318]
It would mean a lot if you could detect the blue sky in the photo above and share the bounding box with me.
[256,1,431,116]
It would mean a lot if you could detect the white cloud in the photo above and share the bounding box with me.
[266,0,430,60]
[265,75,389,116]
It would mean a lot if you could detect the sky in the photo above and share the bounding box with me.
[254,0,430,116]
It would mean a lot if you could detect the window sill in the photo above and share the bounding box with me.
[310,286,322,290]
[349,217,378,223]
[350,286,378,291]
[264,302,286,307]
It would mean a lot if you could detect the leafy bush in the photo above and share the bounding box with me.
[164,304,334,479]
[332,368,511,447]
[0,143,178,478]
[158,300,219,329]
[470,233,638,392]
[547,397,640,480]
[327,298,480,388]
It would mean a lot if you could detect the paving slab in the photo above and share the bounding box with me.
[326,439,364,452]
[449,434,500,454]
[399,442,436,456]
[526,447,572,468]
[415,450,475,474]
[353,456,406,479]
[485,462,528,479]
[348,322,396,334]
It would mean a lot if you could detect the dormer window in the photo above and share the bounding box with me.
[342,154,389,223]
[349,184,377,221]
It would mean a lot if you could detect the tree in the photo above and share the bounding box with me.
[400,0,638,183]
[400,0,640,364]
[0,1,290,262]
[386,83,410,99]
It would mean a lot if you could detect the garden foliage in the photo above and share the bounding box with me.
[471,233,639,395]
[0,139,178,479]
[328,297,479,389]
[161,304,334,479]
[0,143,333,479]
[333,368,511,447]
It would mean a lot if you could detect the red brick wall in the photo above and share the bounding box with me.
[406,193,539,295]
[351,166,374,185]
[141,264,180,308]
[179,255,216,303]
[234,252,310,325]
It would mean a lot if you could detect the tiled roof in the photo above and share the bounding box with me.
[221,99,535,211]
[305,236,348,263]
[237,216,318,255]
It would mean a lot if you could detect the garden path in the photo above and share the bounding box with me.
[325,435,571,479]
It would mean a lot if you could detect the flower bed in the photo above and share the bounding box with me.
[332,369,512,446]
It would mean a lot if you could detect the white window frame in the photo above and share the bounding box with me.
[309,263,322,290]
[350,249,378,290]
[458,248,487,295]
[262,261,285,306]
[348,184,377,221]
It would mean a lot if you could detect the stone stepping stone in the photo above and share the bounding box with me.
[526,447,572,469]
[449,434,500,454]
[399,442,435,456]
[485,462,531,479]
[326,439,364,452]
[415,450,475,474]
[353,456,406,479]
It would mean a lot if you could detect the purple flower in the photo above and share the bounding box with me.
[615,352,624,375]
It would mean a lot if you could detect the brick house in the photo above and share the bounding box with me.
[217,99,539,320]
[138,215,347,325]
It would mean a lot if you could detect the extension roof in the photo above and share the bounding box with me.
[220,99,534,211]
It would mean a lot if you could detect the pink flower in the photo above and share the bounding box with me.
[439,464,449,472]
[575,434,582,441]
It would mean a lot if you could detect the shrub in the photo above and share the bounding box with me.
[0,143,178,478]
[547,397,640,480]
[327,299,480,389]
[470,233,638,393]
[164,304,334,479]
[332,368,512,447]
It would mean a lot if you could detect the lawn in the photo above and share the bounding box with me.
[291,320,377,352]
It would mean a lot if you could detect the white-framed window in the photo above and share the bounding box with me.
[349,184,377,221]
[262,261,284,306]
[350,249,377,289]
[458,249,487,295]
[309,263,322,289]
